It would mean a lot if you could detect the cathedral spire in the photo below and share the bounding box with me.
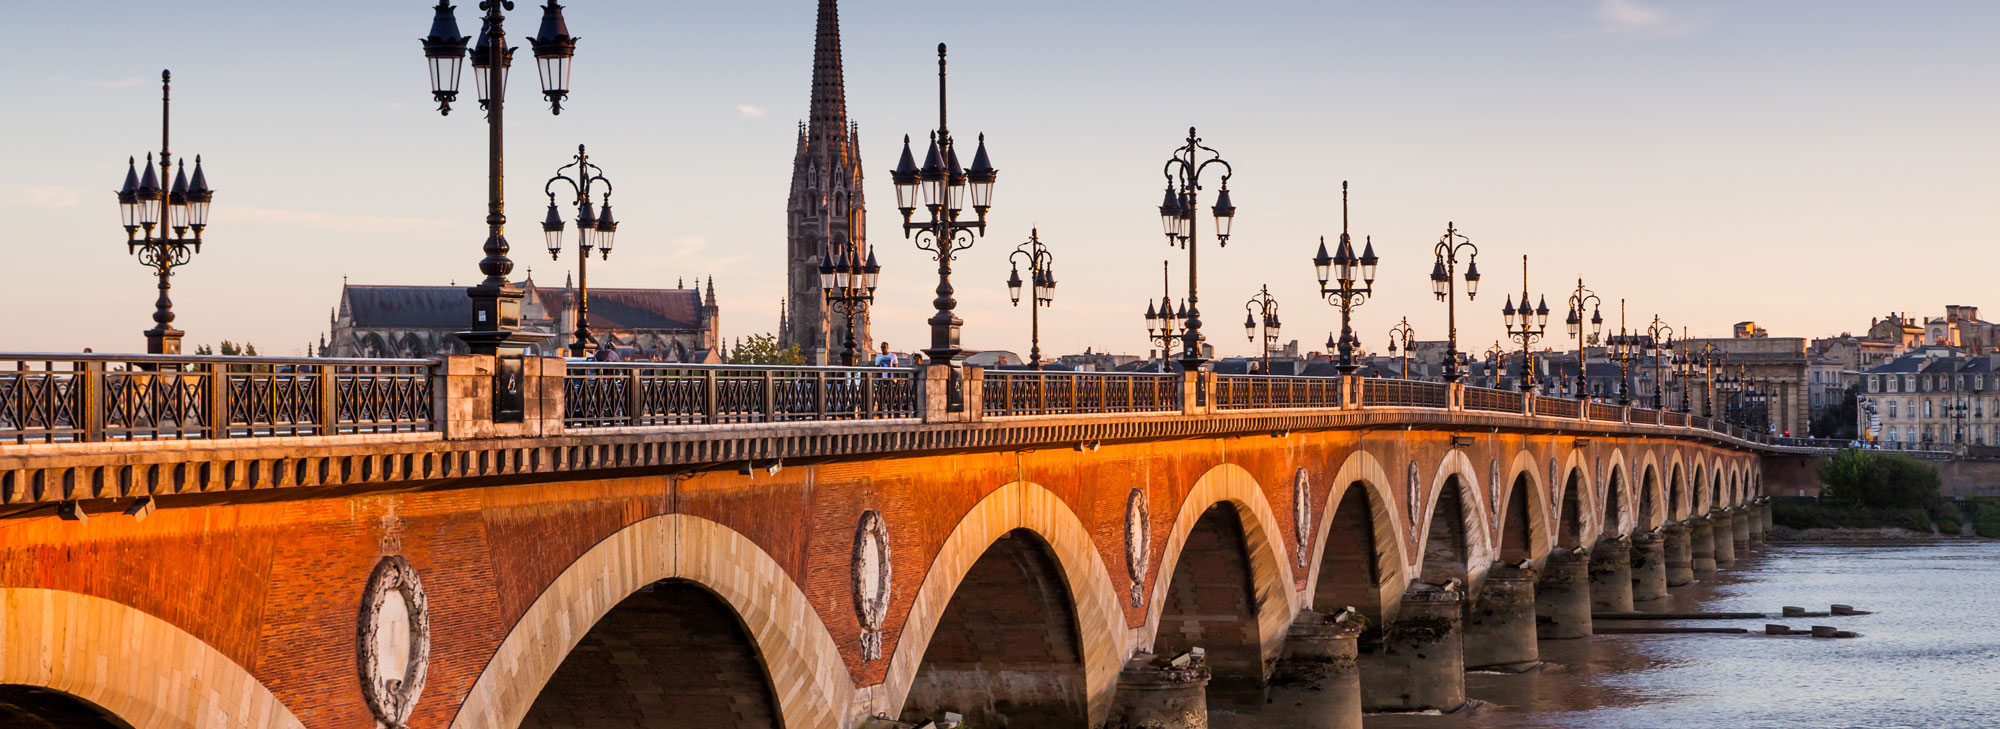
[807,0,848,158]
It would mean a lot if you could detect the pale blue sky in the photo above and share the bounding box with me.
[3,1,1995,357]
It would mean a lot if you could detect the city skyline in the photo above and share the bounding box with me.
[3,0,1996,357]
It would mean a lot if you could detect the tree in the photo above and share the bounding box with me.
[727,333,804,366]
[1818,449,1940,509]
[193,341,259,357]
[1810,383,1859,440]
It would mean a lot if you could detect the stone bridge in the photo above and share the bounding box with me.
[0,354,1793,728]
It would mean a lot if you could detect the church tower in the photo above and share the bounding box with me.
[782,0,869,364]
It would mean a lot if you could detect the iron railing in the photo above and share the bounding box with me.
[1463,387,1524,414]
[1662,411,1687,427]
[0,353,434,444]
[1214,375,1342,410]
[1360,378,1451,408]
[1534,396,1580,419]
[1630,408,1660,425]
[564,363,920,427]
[1589,403,1623,422]
[982,370,1181,417]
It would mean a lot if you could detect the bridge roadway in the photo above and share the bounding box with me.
[0,354,1805,729]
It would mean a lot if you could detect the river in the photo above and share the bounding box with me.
[1366,541,2000,729]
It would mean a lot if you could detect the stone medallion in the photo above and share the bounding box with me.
[357,555,429,729]
[1548,456,1560,519]
[1488,457,1501,521]
[1406,460,1421,533]
[1292,468,1311,568]
[852,510,891,661]
[1125,488,1150,606]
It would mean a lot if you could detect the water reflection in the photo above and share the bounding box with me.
[1366,542,2000,729]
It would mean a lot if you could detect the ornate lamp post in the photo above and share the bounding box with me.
[1427,223,1480,381]
[819,192,881,366]
[540,144,618,358]
[890,44,998,368]
[1157,128,1237,371]
[116,71,214,355]
[1144,262,1188,372]
[1386,318,1416,380]
[1006,229,1055,368]
[1483,341,1508,388]
[1643,315,1675,410]
[1500,255,1550,393]
[423,0,578,357]
[1563,277,1604,400]
[1243,286,1282,374]
[1604,300,1646,405]
[1312,182,1376,375]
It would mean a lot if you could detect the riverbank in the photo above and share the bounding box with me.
[1765,525,1961,541]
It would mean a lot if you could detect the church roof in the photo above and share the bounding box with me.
[343,282,704,331]
[343,284,481,329]
[529,286,704,331]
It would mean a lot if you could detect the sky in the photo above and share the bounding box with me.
[2,0,1996,359]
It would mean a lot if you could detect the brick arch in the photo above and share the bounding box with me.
[1559,448,1599,546]
[1603,448,1634,538]
[1304,449,1412,621]
[1707,461,1725,513]
[1142,463,1297,710]
[1638,450,1666,530]
[875,480,1125,727]
[1664,450,1689,521]
[0,588,303,729]
[1414,449,1494,586]
[449,514,852,729]
[1499,449,1553,567]
[1692,461,1709,514]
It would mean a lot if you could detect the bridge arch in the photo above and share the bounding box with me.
[879,480,1125,727]
[1304,449,1412,621]
[1145,463,1297,712]
[449,514,852,729]
[1664,451,1688,520]
[1638,451,1666,530]
[1415,449,1494,587]
[1602,449,1635,538]
[1709,465,1724,513]
[1556,449,1597,550]
[1496,449,1553,566]
[1691,462,1708,514]
[0,588,303,729]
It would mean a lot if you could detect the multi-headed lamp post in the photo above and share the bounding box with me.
[1006,229,1055,368]
[1144,262,1188,372]
[890,44,998,367]
[1157,128,1237,371]
[1604,300,1645,405]
[423,0,578,356]
[540,144,619,358]
[1500,256,1550,392]
[1387,318,1416,380]
[819,193,881,367]
[1312,182,1377,374]
[1644,315,1675,410]
[116,71,214,355]
[1428,223,1481,381]
[1243,286,1282,374]
[1564,277,1604,400]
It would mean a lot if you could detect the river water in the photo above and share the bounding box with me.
[1367,541,2000,729]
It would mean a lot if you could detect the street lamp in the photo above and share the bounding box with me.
[1501,255,1549,392]
[1563,277,1604,400]
[541,144,618,358]
[892,44,997,369]
[1604,300,1648,405]
[1428,223,1480,381]
[423,0,579,357]
[1385,318,1417,380]
[1157,127,1236,371]
[1244,285,1282,374]
[1312,181,1377,375]
[1007,229,1055,368]
[818,192,881,367]
[1143,261,1188,372]
[1643,315,1675,410]
[116,71,213,355]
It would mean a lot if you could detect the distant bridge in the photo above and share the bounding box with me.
[1,352,1797,728]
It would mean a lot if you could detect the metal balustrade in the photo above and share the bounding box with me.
[1589,403,1623,421]
[981,370,1181,417]
[1,353,434,444]
[564,363,920,427]
[1359,378,1450,408]
[1214,374,1341,410]
[1463,386,1524,414]
[1630,408,1660,425]
[1534,396,1581,419]
[1662,411,1687,427]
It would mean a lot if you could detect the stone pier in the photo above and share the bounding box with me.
[1535,549,1593,640]
[1588,538,1635,612]
[1462,563,1539,671]
[1690,517,1718,573]
[1661,522,1693,586]
[1358,581,1466,713]
[1629,532,1668,602]
[1116,653,1212,729]
[1733,505,1754,551]
[1747,503,1767,546]
[1268,611,1363,729]
[1713,511,1738,567]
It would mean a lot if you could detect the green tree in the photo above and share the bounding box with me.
[1818,449,1940,509]
[1810,383,1859,440]
[193,341,259,357]
[727,333,805,365]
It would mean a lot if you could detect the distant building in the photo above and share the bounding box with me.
[321,275,721,361]
[1682,334,1810,436]
[1859,351,2000,449]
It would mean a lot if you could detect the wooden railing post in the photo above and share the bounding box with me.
[81,361,105,443]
